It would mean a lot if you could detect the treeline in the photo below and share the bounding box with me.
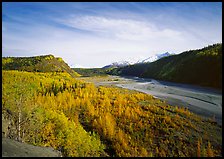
[108,43,222,89]
[2,70,222,157]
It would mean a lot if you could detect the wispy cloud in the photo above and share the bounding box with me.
[58,15,182,41]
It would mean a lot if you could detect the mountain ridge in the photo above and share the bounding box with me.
[102,52,173,69]
[102,61,131,69]
[2,54,80,77]
[136,52,174,63]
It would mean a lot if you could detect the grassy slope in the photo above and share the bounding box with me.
[2,70,222,157]
[2,54,80,77]
[109,44,222,89]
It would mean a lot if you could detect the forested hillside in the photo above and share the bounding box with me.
[72,68,108,77]
[2,55,80,77]
[2,70,222,157]
[108,44,222,89]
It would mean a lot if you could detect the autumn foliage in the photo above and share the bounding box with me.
[2,70,222,157]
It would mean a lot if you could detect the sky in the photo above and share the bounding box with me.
[2,2,222,68]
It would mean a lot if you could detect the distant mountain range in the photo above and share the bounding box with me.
[102,61,131,69]
[136,52,173,63]
[103,52,173,68]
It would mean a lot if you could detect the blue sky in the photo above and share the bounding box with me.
[2,2,222,68]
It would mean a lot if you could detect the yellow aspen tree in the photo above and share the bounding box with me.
[197,138,202,157]
[207,141,214,157]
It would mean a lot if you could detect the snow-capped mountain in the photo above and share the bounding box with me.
[136,52,173,63]
[102,52,174,68]
[103,61,130,69]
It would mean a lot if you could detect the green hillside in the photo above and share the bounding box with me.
[108,44,222,89]
[72,68,108,77]
[2,55,80,77]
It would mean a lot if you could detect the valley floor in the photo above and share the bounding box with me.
[79,75,222,125]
